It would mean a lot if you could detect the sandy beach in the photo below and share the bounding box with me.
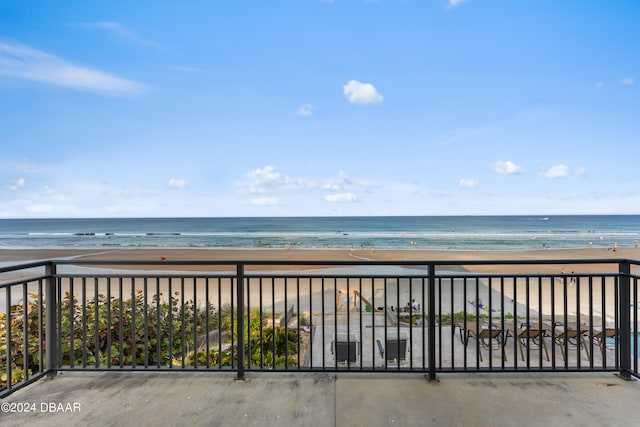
[2,245,640,266]
[2,247,639,319]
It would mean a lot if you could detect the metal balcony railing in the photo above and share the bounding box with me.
[1,258,639,397]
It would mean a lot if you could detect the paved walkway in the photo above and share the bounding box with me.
[2,371,638,426]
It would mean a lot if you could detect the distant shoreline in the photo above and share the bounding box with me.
[2,246,639,269]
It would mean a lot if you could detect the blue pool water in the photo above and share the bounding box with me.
[606,333,640,358]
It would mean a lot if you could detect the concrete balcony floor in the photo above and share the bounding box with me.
[2,371,639,427]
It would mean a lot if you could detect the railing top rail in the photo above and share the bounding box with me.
[0,275,48,289]
[0,260,51,274]
[48,258,636,267]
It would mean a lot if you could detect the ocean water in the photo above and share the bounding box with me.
[0,215,639,250]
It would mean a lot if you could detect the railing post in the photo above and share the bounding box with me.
[618,261,632,380]
[426,263,438,381]
[236,263,246,380]
[45,262,57,378]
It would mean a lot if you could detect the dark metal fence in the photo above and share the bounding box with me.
[1,258,639,397]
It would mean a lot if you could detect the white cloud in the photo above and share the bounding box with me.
[86,22,162,49]
[248,165,283,189]
[322,184,340,191]
[297,103,315,116]
[236,167,389,208]
[238,166,296,194]
[321,170,379,195]
[575,167,587,177]
[343,80,383,105]
[251,197,279,206]
[0,41,143,95]
[168,178,188,189]
[7,178,26,190]
[458,178,478,189]
[250,166,280,183]
[322,170,349,191]
[622,77,635,85]
[491,161,524,175]
[538,164,569,179]
[240,165,318,194]
[446,0,468,8]
[325,193,357,203]
[595,82,604,89]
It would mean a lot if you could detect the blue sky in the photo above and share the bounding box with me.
[1,0,639,218]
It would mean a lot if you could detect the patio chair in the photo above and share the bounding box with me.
[549,322,590,362]
[331,333,360,366]
[453,319,472,343]
[584,327,618,358]
[504,321,550,362]
[376,330,410,366]
[460,320,506,362]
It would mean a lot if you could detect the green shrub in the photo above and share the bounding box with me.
[1,293,301,392]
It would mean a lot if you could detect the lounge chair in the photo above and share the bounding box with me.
[504,321,550,362]
[331,333,359,366]
[457,320,506,362]
[583,327,617,358]
[548,322,590,361]
[376,330,410,366]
